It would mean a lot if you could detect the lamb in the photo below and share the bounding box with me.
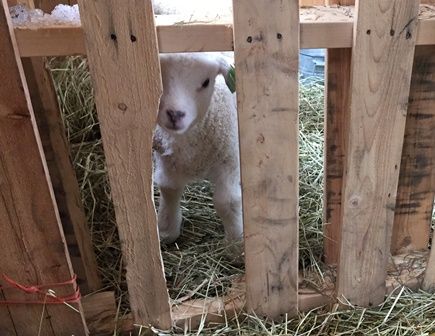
[153,53,242,245]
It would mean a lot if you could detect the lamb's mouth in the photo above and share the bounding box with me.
[165,123,186,133]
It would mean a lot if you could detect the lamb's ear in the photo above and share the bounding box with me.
[217,56,236,93]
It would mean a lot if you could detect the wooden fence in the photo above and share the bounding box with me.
[0,0,434,334]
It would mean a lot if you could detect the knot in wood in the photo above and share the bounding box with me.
[118,103,128,112]
[349,196,361,208]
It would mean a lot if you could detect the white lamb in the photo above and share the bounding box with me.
[153,53,242,245]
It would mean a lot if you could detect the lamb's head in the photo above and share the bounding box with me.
[158,53,230,134]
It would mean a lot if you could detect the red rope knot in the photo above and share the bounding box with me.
[0,274,81,305]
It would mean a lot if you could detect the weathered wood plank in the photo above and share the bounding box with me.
[391,46,435,255]
[337,0,420,307]
[0,1,88,334]
[77,0,171,328]
[300,0,324,5]
[233,0,300,317]
[410,45,435,292]
[12,17,435,57]
[18,0,100,295]
[323,48,351,265]
[22,57,101,293]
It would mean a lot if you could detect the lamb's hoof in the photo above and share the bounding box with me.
[159,229,181,244]
[224,239,244,266]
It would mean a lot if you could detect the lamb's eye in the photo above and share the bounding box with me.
[201,78,210,88]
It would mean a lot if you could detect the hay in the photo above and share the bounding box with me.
[49,56,435,335]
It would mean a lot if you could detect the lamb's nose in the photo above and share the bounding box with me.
[166,109,185,123]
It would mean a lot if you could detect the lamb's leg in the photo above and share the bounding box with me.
[158,186,184,243]
[213,177,243,242]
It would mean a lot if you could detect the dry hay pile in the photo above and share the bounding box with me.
[50,57,435,335]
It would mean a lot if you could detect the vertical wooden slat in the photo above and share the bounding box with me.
[22,57,102,293]
[391,46,435,254]
[409,45,435,292]
[337,0,420,307]
[323,48,351,265]
[0,0,88,334]
[233,0,300,317]
[77,0,171,328]
[16,0,100,295]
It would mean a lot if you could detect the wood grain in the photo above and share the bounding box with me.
[12,17,435,57]
[412,45,435,292]
[233,0,299,318]
[22,57,101,293]
[300,0,325,5]
[17,0,100,295]
[337,0,420,307]
[323,48,351,265]
[0,0,87,334]
[391,46,435,254]
[77,0,171,328]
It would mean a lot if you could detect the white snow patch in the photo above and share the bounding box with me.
[9,1,232,28]
[10,4,80,27]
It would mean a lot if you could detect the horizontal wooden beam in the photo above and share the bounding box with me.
[115,251,428,332]
[14,18,435,57]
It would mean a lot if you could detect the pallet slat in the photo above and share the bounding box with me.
[76,0,171,329]
[12,17,435,57]
[22,56,102,294]
[0,1,88,334]
[323,48,351,265]
[391,46,435,255]
[337,0,420,306]
[233,0,299,317]
[19,0,101,296]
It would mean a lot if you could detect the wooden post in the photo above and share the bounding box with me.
[337,0,420,307]
[398,45,435,291]
[323,48,351,265]
[233,0,300,318]
[391,46,435,254]
[77,0,171,328]
[0,0,88,334]
[17,0,101,294]
[22,57,102,293]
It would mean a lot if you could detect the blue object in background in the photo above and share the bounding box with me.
[300,49,325,80]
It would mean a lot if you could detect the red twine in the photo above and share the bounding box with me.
[0,274,81,305]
